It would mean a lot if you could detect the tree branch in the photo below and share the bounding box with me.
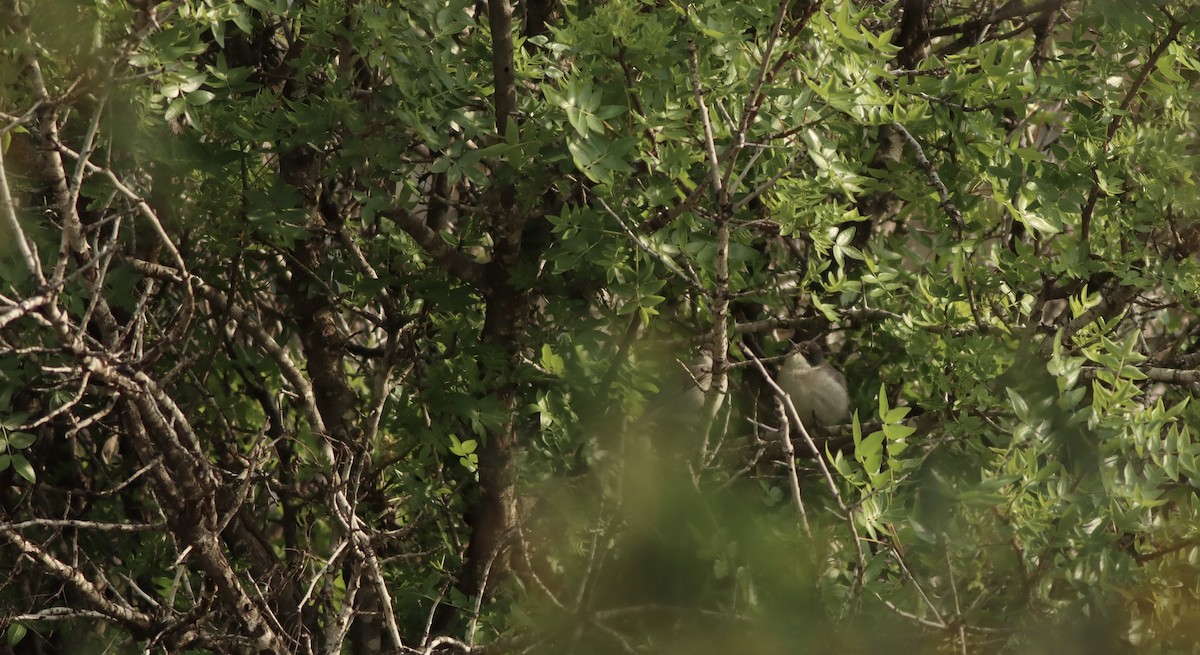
[379,208,487,288]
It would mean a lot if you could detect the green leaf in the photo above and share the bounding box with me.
[7,624,27,647]
[186,90,216,106]
[5,432,35,449]
[164,98,186,122]
[883,423,916,441]
[540,344,565,376]
[1,412,30,429]
[10,453,34,482]
[1003,199,1060,236]
[857,431,885,475]
[243,0,276,12]
[1007,388,1030,423]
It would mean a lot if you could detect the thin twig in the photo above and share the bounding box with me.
[0,518,164,532]
[891,123,964,230]
[686,39,726,205]
[597,197,702,289]
[747,355,867,590]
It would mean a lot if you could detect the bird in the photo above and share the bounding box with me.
[777,341,850,429]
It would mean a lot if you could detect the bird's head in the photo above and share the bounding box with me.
[787,340,828,369]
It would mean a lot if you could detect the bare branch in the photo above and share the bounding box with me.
[0,518,164,532]
[0,526,155,631]
[747,354,867,590]
[892,123,964,230]
[0,142,46,283]
[597,197,702,289]
[686,39,725,206]
[379,209,487,287]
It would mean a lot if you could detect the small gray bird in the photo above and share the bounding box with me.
[778,341,850,428]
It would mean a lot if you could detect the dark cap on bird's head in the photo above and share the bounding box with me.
[789,340,828,367]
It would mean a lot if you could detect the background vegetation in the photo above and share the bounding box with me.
[2,0,1200,653]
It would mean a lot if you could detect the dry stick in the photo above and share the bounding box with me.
[881,599,948,629]
[94,456,163,496]
[0,518,163,532]
[729,145,766,195]
[125,258,329,436]
[70,221,122,346]
[7,608,110,623]
[365,543,403,652]
[53,142,198,348]
[945,543,967,655]
[687,38,731,465]
[54,145,191,283]
[335,486,404,652]
[422,636,472,655]
[571,508,607,610]
[163,564,191,620]
[686,40,726,205]
[515,516,565,610]
[332,489,404,653]
[0,144,46,284]
[420,580,452,649]
[11,297,288,652]
[297,540,348,613]
[598,197,703,289]
[891,123,964,230]
[14,57,129,354]
[64,99,104,225]
[324,561,363,655]
[747,356,867,591]
[23,373,93,432]
[467,546,499,648]
[891,547,947,625]
[0,526,154,631]
[0,99,43,134]
[771,389,812,537]
[336,226,400,445]
[1124,365,1200,385]
[0,293,52,330]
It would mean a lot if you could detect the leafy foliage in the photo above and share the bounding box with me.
[2,0,1200,653]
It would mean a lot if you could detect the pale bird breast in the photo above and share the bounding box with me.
[779,364,850,427]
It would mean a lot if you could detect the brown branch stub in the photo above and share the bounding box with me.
[379,208,488,287]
